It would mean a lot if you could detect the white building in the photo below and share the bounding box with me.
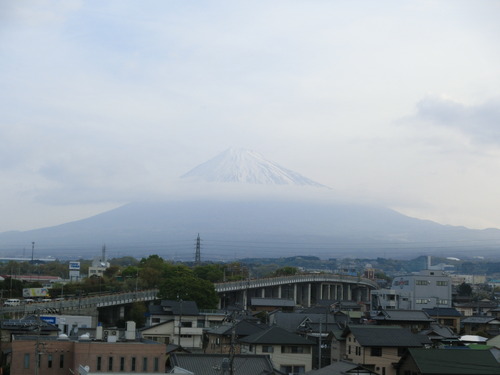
[372,270,452,310]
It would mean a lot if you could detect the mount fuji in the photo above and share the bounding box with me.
[181,148,327,187]
[1,148,500,261]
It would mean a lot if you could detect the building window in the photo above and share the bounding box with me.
[24,354,30,369]
[436,281,448,286]
[131,357,136,372]
[416,299,429,304]
[143,357,148,372]
[48,354,53,368]
[120,357,125,371]
[154,357,159,372]
[108,357,114,371]
[59,354,64,369]
[370,347,382,357]
[281,346,309,354]
[438,299,448,305]
[416,280,429,285]
[355,346,361,356]
[97,357,102,371]
[262,345,274,353]
[280,365,305,374]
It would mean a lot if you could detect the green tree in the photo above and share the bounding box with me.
[193,264,224,283]
[158,276,218,309]
[138,255,166,288]
[157,264,218,309]
[128,302,147,327]
[273,266,299,277]
[457,282,473,297]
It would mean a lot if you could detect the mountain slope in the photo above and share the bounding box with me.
[2,149,500,261]
[1,199,500,260]
[181,148,326,187]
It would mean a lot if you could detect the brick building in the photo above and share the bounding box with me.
[10,333,165,375]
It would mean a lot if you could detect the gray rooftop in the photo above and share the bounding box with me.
[239,326,315,346]
[205,320,268,337]
[148,300,199,316]
[423,307,463,317]
[373,309,434,322]
[169,353,281,375]
[403,348,500,374]
[462,316,500,324]
[344,325,429,347]
[306,360,377,374]
[251,298,296,307]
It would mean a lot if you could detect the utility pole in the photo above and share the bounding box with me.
[195,234,201,266]
[228,312,236,375]
[318,318,322,369]
[177,298,183,346]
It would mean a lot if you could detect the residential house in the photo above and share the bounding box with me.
[143,300,224,351]
[239,325,315,374]
[305,360,378,375]
[397,348,500,375]
[329,328,346,363]
[418,323,460,347]
[167,353,283,374]
[371,310,434,333]
[341,325,430,375]
[461,316,500,337]
[251,297,296,312]
[204,319,267,354]
[454,299,498,317]
[422,307,462,333]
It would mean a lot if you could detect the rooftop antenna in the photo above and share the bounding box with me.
[195,234,201,266]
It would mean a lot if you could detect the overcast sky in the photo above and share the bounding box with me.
[1,0,500,232]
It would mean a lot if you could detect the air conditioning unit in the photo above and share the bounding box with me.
[111,330,117,336]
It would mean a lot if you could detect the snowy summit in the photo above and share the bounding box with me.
[181,148,326,187]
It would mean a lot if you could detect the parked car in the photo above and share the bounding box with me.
[4,298,21,306]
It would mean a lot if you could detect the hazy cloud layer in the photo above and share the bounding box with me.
[1,1,500,231]
[416,97,500,145]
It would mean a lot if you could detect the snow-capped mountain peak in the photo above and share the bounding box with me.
[181,148,326,187]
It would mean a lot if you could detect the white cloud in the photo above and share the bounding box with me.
[1,1,500,231]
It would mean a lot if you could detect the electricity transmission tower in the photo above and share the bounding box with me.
[195,234,201,265]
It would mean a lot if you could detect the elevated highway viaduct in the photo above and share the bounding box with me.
[215,274,379,309]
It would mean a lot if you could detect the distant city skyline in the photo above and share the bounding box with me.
[1,1,500,232]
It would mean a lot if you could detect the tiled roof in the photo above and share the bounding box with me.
[419,324,459,340]
[404,348,500,374]
[344,325,428,347]
[206,320,268,337]
[160,300,199,315]
[169,353,281,375]
[239,326,314,345]
[251,298,296,307]
[306,360,377,375]
[373,310,434,322]
[423,307,463,317]
[462,316,500,324]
